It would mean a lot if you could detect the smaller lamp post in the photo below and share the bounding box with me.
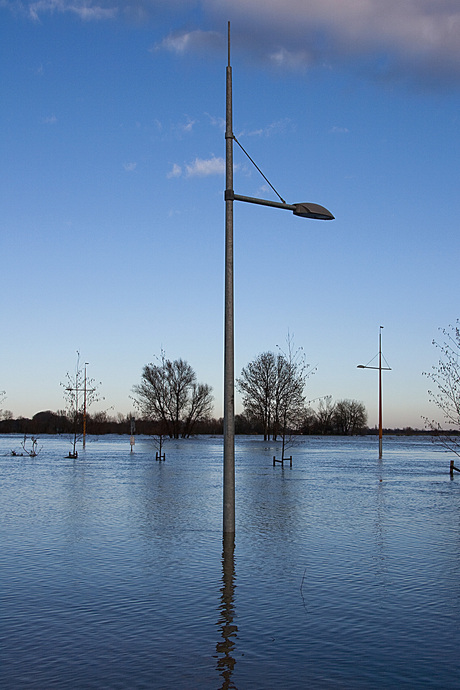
[83,362,89,449]
[357,326,391,459]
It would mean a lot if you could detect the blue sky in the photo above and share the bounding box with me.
[1,0,459,429]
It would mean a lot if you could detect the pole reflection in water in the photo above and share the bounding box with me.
[215,534,238,689]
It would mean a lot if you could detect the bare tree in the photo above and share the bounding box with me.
[237,352,277,441]
[133,352,213,439]
[299,406,318,434]
[275,335,313,460]
[61,352,102,458]
[332,399,367,435]
[21,435,41,457]
[423,321,460,457]
[315,396,336,434]
[0,390,7,420]
[182,382,214,437]
[237,334,313,454]
[0,390,13,423]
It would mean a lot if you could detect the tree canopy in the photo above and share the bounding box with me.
[133,353,213,439]
[237,338,312,442]
[424,321,460,456]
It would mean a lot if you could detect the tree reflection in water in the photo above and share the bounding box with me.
[215,534,238,689]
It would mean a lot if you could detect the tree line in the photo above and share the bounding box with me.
[235,397,368,436]
[132,345,368,442]
[0,410,222,436]
[4,320,460,441]
[0,410,434,437]
[237,347,368,439]
[0,348,367,437]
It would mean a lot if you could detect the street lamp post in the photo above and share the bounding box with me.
[223,22,235,537]
[357,326,391,459]
[223,22,334,536]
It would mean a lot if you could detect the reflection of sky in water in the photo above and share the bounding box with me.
[1,434,459,688]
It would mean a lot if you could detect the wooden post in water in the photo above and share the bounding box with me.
[130,416,135,453]
[450,460,460,476]
[273,455,292,467]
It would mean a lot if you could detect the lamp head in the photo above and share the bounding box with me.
[293,202,334,220]
[357,365,365,368]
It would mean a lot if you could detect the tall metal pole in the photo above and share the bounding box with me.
[357,327,390,458]
[378,327,383,459]
[83,362,88,450]
[223,21,235,535]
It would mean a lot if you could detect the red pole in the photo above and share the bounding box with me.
[378,327,383,459]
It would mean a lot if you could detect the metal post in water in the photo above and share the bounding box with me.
[223,20,235,536]
[378,330,383,459]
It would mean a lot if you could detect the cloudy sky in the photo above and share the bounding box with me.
[1,0,460,428]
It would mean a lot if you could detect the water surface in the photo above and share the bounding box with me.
[1,434,459,688]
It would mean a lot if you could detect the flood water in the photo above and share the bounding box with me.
[1,433,459,689]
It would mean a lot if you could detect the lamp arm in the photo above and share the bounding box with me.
[225,190,294,212]
[357,365,392,370]
[225,190,334,220]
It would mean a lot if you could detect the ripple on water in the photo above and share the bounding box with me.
[1,434,459,688]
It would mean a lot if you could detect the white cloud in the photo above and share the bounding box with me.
[124,162,137,172]
[330,126,350,134]
[9,0,460,82]
[25,0,117,21]
[167,163,182,179]
[185,156,225,177]
[168,156,227,178]
[74,5,116,20]
[42,114,57,124]
[179,117,196,134]
[155,29,223,55]
[206,113,226,131]
[269,47,312,71]
[169,117,197,139]
[216,0,460,82]
[245,118,294,138]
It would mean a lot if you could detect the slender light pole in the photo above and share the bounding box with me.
[83,362,88,449]
[357,326,391,459]
[223,22,334,536]
[378,335,383,456]
[223,22,235,535]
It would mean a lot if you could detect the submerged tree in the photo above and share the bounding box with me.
[0,390,7,421]
[21,435,41,457]
[133,352,213,439]
[236,352,277,441]
[237,334,313,450]
[274,335,313,461]
[61,352,102,458]
[151,418,168,461]
[423,321,460,457]
[315,396,336,434]
[332,399,367,435]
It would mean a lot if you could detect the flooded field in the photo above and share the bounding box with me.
[1,434,459,688]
